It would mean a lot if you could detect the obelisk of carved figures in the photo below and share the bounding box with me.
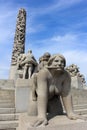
[9,8,26,79]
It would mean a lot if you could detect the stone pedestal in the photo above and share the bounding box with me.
[71,76,83,89]
[15,79,32,112]
[15,78,63,115]
[9,66,17,80]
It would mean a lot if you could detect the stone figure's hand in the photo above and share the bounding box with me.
[67,113,87,121]
[30,117,48,127]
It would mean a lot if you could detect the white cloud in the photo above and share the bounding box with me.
[29,0,83,16]
[51,34,78,44]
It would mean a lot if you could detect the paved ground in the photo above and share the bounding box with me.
[17,113,87,130]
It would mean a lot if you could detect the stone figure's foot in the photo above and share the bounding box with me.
[32,96,37,101]
[67,113,87,121]
[32,93,37,101]
[30,118,48,127]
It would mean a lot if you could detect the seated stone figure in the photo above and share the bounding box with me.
[17,53,26,70]
[17,53,26,78]
[28,54,86,127]
[17,50,37,79]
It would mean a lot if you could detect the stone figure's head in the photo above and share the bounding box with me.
[47,54,66,71]
[28,50,32,54]
[39,52,51,63]
[43,52,51,58]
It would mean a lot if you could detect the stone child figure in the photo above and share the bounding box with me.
[38,52,51,71]
[17,53,26,70]
[28,54,86,127]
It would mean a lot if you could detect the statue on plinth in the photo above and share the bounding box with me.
[66,64,86,88]
[17,50,38,79]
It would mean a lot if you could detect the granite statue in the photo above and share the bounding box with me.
[17,50,37,79]
[38,52,51,71]
[28,54,86,127]
[66,64,86,86]
[66,64,79,77]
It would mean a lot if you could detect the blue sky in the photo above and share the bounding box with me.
[0,0,87,82]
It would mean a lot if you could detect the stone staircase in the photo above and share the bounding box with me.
[73,104,87,115]
[0,80,19,130]
[62,102,87,116]
[72,88,87,115]
[62,88,87,116]
[0,80,87,130]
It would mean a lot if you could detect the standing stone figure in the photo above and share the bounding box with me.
[9,8,26,79]
[17,50,37,79]
[28,54,86,127]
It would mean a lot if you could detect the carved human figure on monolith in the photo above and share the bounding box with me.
[28,54,86,127]
[9,8,26,79]
[11,8,26,66]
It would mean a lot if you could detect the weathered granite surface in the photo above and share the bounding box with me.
[17,113,87,130]
[9,8,26,80]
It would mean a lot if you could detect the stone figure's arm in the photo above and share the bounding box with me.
[20,56,27,66]
[21,56,26,61]
[61,72,87,120]
[31,73,37,101]
[37,70,49,120]
[28,70,49,127]
[20,55,26,63]
[61,73,74,117]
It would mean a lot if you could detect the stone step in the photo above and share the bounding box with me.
[63,108,87,115]
[63,104,87,111]
[4,128,16,130]
[73,98,87,105]
[74,108,87,115]
[0,90,14,98]
[0,100,14,103]
[0,108,16,114]
[0,102,15,108]
[0,113,19,121]
[73,104,87,110]
[0,120,18,129]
